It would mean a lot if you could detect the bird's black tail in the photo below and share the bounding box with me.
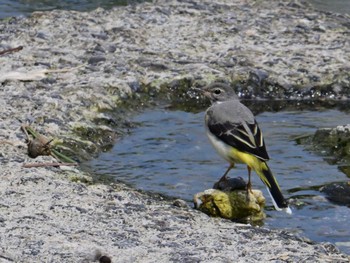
[257,163,292,214]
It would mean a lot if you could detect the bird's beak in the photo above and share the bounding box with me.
[191,87,203,93]
[191,87,211,99]
[202,90,210,97]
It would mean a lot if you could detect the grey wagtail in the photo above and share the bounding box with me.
[198,82,291,214]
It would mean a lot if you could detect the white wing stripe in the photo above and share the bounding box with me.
[232,134,257,149]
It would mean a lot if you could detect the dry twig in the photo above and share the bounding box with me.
[22,162,78,168]
[0,46,23,56]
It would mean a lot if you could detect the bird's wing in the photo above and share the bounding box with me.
[207,114,270,161]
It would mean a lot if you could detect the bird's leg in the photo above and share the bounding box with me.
[246,166,253,194]
[218,163,234,182]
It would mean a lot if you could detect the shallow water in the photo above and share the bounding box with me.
[309,0,350,14]
[86,106,350,254]
[0,0,146,19]
[0,0,349,19]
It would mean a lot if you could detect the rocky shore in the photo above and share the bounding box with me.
[1,0,350,262]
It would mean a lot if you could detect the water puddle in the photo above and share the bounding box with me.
[309,0,350,14]
[85,105,350,255]
[0,0,148,19]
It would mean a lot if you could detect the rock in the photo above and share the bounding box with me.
[172,199,189,208]
[296,124,350,178]
[312,124,350,163]
[320,182,350,206]
[194,188,266,222]
[213,176,247,191]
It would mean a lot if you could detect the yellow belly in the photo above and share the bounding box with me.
[207,130,267,171]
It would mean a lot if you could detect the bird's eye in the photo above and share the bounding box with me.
[214,89,221,95]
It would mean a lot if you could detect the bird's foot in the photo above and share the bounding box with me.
[246,181,253,194]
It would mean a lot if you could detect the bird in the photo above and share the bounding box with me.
[199,82,291,213]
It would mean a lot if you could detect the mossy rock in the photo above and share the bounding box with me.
[312,125,350,162]
[320,182,350,206]
[194,189,265,222]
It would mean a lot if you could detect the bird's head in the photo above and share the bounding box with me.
[199,82,238,104]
